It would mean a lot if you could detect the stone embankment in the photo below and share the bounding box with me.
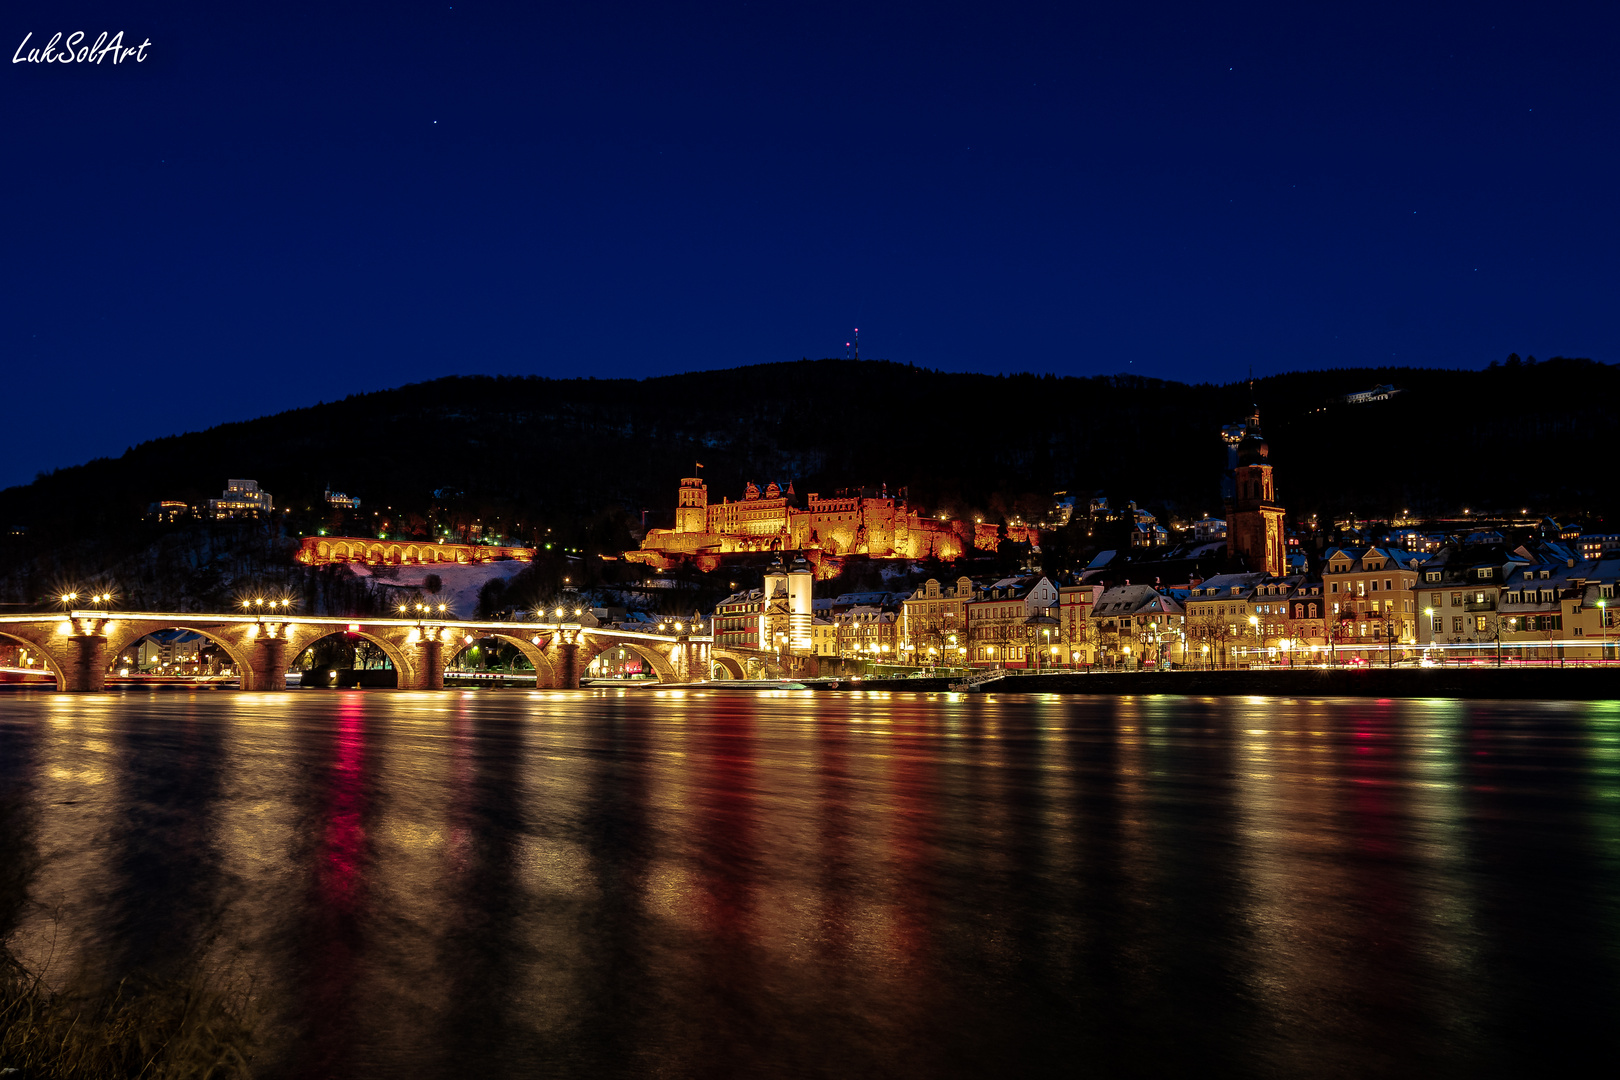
[849,667,1619,700]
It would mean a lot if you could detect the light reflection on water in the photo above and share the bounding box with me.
[2,690,1619,1077]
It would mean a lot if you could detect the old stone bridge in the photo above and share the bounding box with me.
[0,610,778,692]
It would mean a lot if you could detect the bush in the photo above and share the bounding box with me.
[0,939,257,1079]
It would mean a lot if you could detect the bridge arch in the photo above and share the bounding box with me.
[104,623,259,684]
[710,653,746,680]
[0,629,67,690]
[580,639,678,683]
[444,632,557,688]
[289,627,416,688]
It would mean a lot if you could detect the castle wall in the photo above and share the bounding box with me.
[635,480,988,566]
[295,537,534,567]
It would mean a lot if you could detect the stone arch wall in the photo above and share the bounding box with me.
[580,639,677,683]
[444,632,557,688]
[288,627,417,687]
[103,623,259,685]
[0,629,67,689]
[583,641,672,682]
[711,652,746,680]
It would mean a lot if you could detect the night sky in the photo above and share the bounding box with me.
[6,1,1617,490]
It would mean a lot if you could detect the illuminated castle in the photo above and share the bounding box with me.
[629,477,1033,575]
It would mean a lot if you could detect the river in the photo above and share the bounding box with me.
[1,689,1617,1077]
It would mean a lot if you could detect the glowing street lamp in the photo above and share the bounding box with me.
[1600,599,1610,663]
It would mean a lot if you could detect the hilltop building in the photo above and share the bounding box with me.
[629,477,1031,576]
[146,500,192,524]
[208,479,273,519]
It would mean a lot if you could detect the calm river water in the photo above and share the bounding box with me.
[1,689,1618,1077]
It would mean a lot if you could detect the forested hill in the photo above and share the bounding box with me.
[2,357,1616,551]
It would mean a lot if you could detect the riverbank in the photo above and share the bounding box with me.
[0,940,256,1079]
[924,666,1620,699]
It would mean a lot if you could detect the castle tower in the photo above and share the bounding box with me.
[1226,412,1286,575]
[676,477,708,532]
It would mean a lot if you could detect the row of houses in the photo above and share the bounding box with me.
[1085,538,1620,668]
[713,538,1620,670]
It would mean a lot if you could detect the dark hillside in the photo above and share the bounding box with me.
[1,357,1614,577]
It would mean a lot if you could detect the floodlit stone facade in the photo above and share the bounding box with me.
[1225,412,1286,575]
[629,478,1012,575]
[295,536,533,566]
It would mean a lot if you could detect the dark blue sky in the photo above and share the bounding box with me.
[5,1,1617,489]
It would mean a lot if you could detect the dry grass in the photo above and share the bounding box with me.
[0,938,258,1079]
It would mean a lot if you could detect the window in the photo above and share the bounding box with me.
[1431,592,1442,607]
[1475,616,1489,632]
[1331,582,1339,593]
[1432,614,1444,634]
[1371,580,1379,593]
[1385,579,1393,591]
[1453,616,1464,634]
[1450,592,1463,607]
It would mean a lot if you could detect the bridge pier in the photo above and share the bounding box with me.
[416,639,445,690]
[559,640,580,689]
[65,634,108,692]
[250,638,289,691]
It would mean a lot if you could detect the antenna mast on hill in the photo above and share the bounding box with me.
[854,328,860,361]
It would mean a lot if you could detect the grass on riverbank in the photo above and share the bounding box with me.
[0,942,257,1079]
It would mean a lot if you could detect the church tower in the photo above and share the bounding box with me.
[1225,410,1286,575]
